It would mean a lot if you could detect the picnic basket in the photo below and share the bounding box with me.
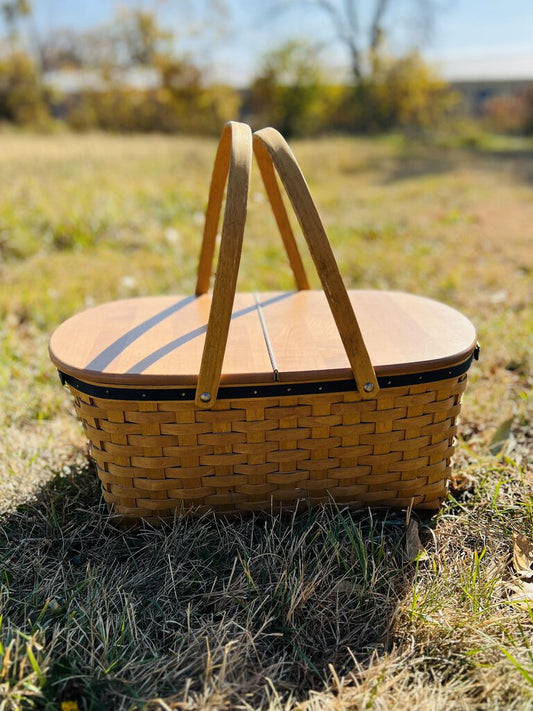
[49,121,478,522]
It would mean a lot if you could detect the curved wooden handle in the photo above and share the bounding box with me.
[195,122,252,408]
[196,128,310,295]
[195,123,378,408]
[253,148,310,291]
[253,127,379,398]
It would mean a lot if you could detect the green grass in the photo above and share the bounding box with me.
[0,130,532,709]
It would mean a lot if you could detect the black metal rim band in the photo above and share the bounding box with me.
[58,347,477,402]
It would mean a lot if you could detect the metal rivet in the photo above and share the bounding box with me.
[200,392,211,402]
[142,393,146,398]
[363,382,374,393]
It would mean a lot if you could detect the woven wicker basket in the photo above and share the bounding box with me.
[49,122,478,522]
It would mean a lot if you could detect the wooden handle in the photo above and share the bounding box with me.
[195,123,378,408]
[253,147,310,290]
[195,122,252,408]
[196,129,310,295]
[253,127,379,398]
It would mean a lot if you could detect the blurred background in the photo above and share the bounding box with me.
[0,0,532,138]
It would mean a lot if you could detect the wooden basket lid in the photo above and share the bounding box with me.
[49,289,477,387]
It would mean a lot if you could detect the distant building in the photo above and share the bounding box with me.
[43,67,160,94]
[428,49,533,116]
[452,78,533,116]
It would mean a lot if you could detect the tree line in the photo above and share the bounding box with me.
[0,0,530,136]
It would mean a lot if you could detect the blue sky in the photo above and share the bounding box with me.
[28,1,533,83]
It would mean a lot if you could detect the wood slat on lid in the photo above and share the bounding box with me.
[49,293,276,386]
[256,290,477,382]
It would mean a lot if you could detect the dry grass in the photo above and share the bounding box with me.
[0,130,532,709]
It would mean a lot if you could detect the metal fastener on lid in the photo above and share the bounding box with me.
[363,382,374,393]
[200,392,211,402]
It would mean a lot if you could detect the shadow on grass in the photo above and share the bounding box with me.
[382,144,533,185]
[475,148,533,184]
[383,151,456,183]
[0,462,418,710]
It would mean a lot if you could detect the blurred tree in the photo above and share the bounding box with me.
[525,89,533,135]
[273,0,439,82]
[37,9,173,73]
[250,39,332,136]
[0,0,30,37]
[256,0,455,133]
[38,28,87,71]
[0,0,241,132]
[0,1,52,125]
[0,49,49,124]
[55,7,241,134]
[117,9,172,67]
[0,1,52,76]
[369,51,459,130]
[484,90,533,136]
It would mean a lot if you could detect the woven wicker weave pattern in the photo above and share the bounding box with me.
[68,374,467,521]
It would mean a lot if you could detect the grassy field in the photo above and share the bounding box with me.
[0,129,532,710]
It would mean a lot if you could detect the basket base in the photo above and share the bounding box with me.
[66,373,467,522]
